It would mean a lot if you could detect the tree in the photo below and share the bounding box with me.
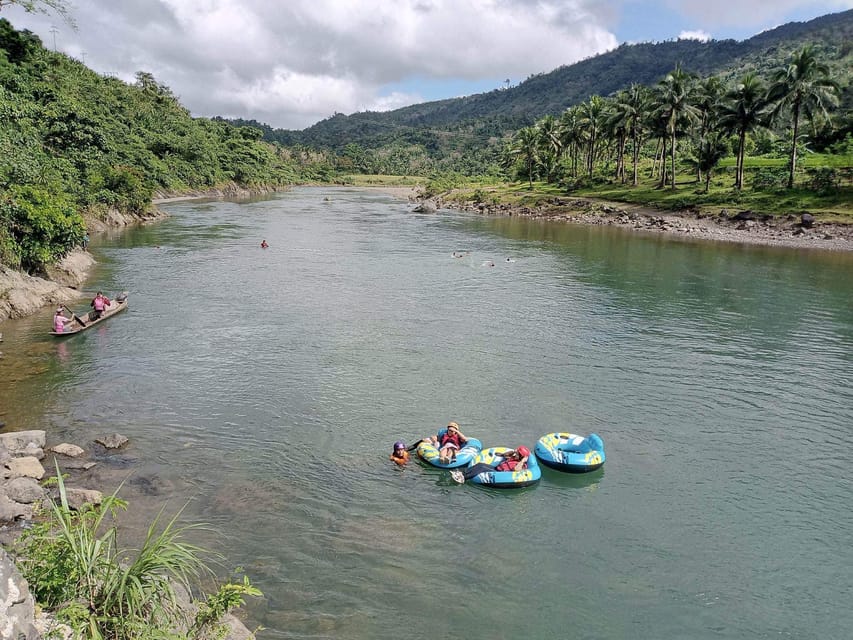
[766,45,840,188]
[536,114,562,182]
[692,133,728,193]
[578,95,606,179]
[718,73,767,190]
[655,64,700,190]
[557,106,583,178]
[509,126,540,187]
[607,86,648,185]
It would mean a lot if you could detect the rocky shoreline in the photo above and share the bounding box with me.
[0,430,253,640]
[431,194,853,252]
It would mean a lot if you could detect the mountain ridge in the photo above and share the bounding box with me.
[228,8,851,153]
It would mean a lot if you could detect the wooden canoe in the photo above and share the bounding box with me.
[51,297,128,336]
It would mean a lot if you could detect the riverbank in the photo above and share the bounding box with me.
[432,192,853,252]
[0,184,293,324]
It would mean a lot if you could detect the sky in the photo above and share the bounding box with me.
[3,0,851,130]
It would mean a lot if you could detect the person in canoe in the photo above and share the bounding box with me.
[450,446,530,484]
[53,307,74,333]
[430,421,469,464]
[90,291,111,319]
[389,441,410,466]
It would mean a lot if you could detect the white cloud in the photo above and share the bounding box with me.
[678,30,712,42]
[3,0,850,129]
[3,0,619,129]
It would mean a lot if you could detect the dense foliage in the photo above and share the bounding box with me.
[236,9,852,180]
[496,43,848,205]
[0,18,307,273]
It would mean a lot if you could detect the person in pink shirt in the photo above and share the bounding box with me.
[90,291,111,319]
[53,307,73,333]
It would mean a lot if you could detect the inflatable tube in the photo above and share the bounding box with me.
[466,447,541,488]
[534,433,605,473]
[417,433,483,469]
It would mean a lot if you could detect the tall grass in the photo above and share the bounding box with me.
[14,462,261,639]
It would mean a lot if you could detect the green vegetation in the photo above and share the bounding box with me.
[238,9,852,180]
[492,43,850,221]
[14,464,261,640]
[0,18,318,274]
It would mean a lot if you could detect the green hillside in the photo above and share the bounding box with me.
[244,9,852,166]
[0,19,325,274]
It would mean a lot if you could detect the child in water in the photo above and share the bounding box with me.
[390,441,410,466]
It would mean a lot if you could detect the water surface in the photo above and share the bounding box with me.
[2,187,852,639]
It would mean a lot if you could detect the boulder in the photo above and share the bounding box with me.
[0,548,38,640]
[0,431,46,455]
[64,488,103,510]
[3,477,45,504]
[0,494,33,522]
[95,433,128,449]
[50,443,85,458]
[412,200,437,213]
[4,457,45,480]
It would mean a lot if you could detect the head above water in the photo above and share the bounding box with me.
[394,441,405,451]
[446,421,459,431]
[517,445,531,458]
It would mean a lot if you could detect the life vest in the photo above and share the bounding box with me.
[390,450,410,466]
[440,431,462,448]
[496,457,521,472]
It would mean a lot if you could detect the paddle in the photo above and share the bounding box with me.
[406,438,427,452]
[64,305,87,327]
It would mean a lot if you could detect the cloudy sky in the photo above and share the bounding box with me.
[3,0,851,130]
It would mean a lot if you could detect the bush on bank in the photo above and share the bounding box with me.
[14,465,261,640]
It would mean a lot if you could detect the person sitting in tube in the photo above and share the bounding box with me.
[430,421,468,464]
[450,446,530,484]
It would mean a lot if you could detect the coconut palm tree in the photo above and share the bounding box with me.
[608,85,649,185]
[510,126,541,188]
[558,106,583,178]
[655,64,701,190]
[766,45,840,188]
[692,133,729,193]
[694,76,725,182]
[537,114,563,182]
[718,73,767,190]
[578,95,606,178]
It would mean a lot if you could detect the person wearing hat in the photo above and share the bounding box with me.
[430,421,469,464]
[53,307,74,333]
[450,446,531,484]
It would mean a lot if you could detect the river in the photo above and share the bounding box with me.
[1,186,851,639]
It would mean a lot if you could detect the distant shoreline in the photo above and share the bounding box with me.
[434,193,853,253]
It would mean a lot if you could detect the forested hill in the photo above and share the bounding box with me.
[242,8,852,152]
[0,19,321,274]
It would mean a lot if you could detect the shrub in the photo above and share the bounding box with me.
[14,463,261,640]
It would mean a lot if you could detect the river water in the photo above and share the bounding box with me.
[1,187,852,639]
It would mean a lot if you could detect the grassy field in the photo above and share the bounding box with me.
[434,164,852,222]
[333,166,852,223]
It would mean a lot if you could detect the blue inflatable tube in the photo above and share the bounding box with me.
[417,433,483,469]
[534,433,605,473]
[466,447,541,488]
